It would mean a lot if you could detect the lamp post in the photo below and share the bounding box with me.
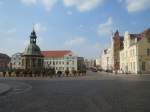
[139,55,142,76]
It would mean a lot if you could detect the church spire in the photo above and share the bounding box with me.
[30,25,37,44]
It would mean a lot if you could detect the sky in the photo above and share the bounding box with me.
[0,0,150,59]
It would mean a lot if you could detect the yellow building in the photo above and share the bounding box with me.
[137,28,150,74]
[120,28,150,74]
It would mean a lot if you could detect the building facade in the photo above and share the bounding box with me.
[42,50,79,72]
[112,31,124,72]
[84,59,96,69]
[10,53,23,69]
[0,53,10,71]
[101,48,112,71]
[138,28,150,74]
[21,28,44,70]
[120,28,150,74]
[100,30,123,72]
[77,57,86,71]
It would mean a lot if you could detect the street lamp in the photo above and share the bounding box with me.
[139,55,142,76]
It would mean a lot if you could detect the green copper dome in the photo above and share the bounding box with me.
[24,28,42,56]
[24,43,41,55]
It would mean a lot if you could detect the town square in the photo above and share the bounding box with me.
[0,0,150,112]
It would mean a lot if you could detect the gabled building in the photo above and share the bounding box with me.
[100,30,123,72]
[112,31,124,72]
[120,28,150,74]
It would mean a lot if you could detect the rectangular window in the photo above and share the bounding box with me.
[147,38,150,43]
[147,49,150,56]
[142,62,145,71]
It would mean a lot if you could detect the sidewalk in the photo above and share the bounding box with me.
[0,83,11,95]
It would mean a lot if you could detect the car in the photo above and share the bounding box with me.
[91,68,97,72]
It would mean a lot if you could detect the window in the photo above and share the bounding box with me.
[72,61,74,65]
[142,62,145,71]
[147,38,150,43]
[133,62,135,70]
[147,49,150,56]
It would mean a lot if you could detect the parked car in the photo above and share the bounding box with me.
[91,68,97,72]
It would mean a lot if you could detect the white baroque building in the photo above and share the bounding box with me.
[101,48,113,71]
[42,50,84,72]
[10,53,23,69]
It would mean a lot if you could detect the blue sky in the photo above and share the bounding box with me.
[0,0,150,59]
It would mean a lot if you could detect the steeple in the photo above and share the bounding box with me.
[114,30,119,36]
[30,26,37,44]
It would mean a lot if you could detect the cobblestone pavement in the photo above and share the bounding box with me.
[0,71,150,112]
[0,83,11,95]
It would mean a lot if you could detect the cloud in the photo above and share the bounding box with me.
[63,0,103,12]
[40,0,58,11]
[21,0,37,5]
[120,0,150,13]
[98,17,113,36]
[21,0,103,12]
[34,23,47,33]
[64,37,86,46]
[21,0,58,11]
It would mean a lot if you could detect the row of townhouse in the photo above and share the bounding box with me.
[100,28,150,74]
[100,30,123,72]
[120,29,150,74]
[10,50,86,72]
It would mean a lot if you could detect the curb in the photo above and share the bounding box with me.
[0,83,11,96]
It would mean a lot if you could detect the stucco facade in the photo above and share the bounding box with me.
[120,28,150,74]
[42,51,78,72]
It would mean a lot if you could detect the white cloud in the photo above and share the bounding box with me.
[120,0,150,13]
[40,0,58,11]
[64,37,86,46]
[21,0,37,5]
[63,0,103,12]
[21,0,58,11]
[98,17,113,36]
[34,23,47,33]
[21,0,103,12]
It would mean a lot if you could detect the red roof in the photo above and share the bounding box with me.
[41,50,71,58]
